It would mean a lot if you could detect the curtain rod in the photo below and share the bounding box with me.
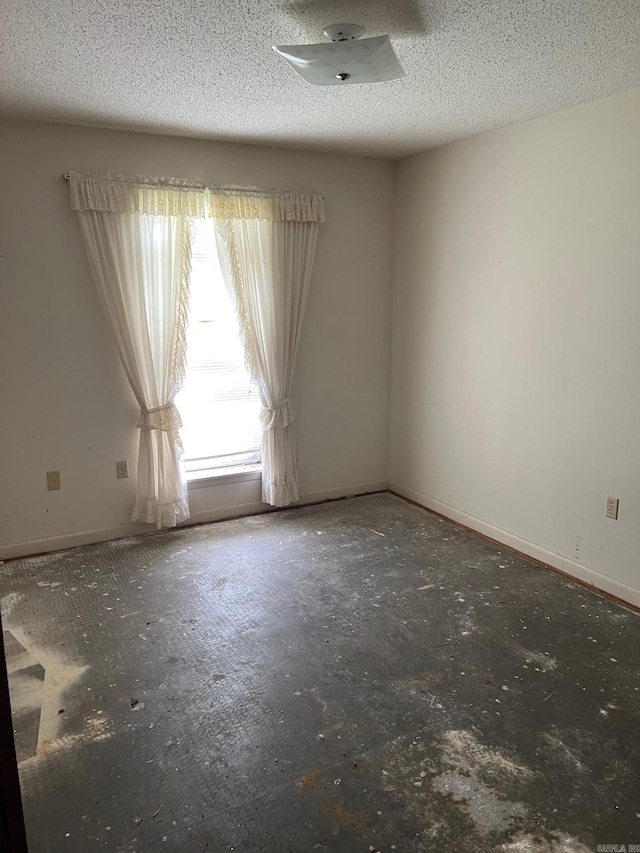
[61,173,322,198]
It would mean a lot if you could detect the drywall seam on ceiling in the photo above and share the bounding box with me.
[390,481,640,611]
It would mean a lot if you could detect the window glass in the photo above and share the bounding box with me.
[176,220,261,475]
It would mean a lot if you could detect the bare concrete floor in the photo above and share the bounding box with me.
[1,493,639,852]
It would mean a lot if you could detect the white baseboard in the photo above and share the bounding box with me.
[299,478,388,506]
[0,479,388,561]
[389,480,640,611]
[6,478,636,610]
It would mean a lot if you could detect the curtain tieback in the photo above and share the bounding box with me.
[137,403,182,434]
[260,399,293,431]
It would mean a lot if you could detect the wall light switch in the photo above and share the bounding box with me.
[116,460,129,479]
[605,496,619,520]
[46,470,61,491]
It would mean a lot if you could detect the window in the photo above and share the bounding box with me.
[175,220,262,480]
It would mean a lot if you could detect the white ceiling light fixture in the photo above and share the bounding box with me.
[273,23,404,86]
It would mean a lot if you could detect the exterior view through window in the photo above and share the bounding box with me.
[176,220,261,478]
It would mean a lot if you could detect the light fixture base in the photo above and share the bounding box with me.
[323,23,365,42]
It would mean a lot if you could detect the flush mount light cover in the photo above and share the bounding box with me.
[273,26,404,86]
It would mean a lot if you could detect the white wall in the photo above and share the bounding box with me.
[390,86,640,603]
[0,118,394,556]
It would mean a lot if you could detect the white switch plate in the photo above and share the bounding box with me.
[605,496,619,520]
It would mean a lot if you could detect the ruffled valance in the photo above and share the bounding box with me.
[68,171,206,217]
[209,188,325,223]
[67,172,324,223]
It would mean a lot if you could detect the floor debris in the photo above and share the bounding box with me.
[2,494,638,852]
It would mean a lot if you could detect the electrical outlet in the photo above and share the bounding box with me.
[605,496,619,520]
[46,470,61,491]
[116,460,129,479]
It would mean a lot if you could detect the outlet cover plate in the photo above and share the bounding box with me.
[605,496,619,520]
[46,470,61,491]
[116,460,129,479]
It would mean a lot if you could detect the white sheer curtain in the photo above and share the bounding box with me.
[211,190,324,506]
[68,172,205,528]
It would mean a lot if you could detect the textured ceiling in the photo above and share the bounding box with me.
[1,0,639,158]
